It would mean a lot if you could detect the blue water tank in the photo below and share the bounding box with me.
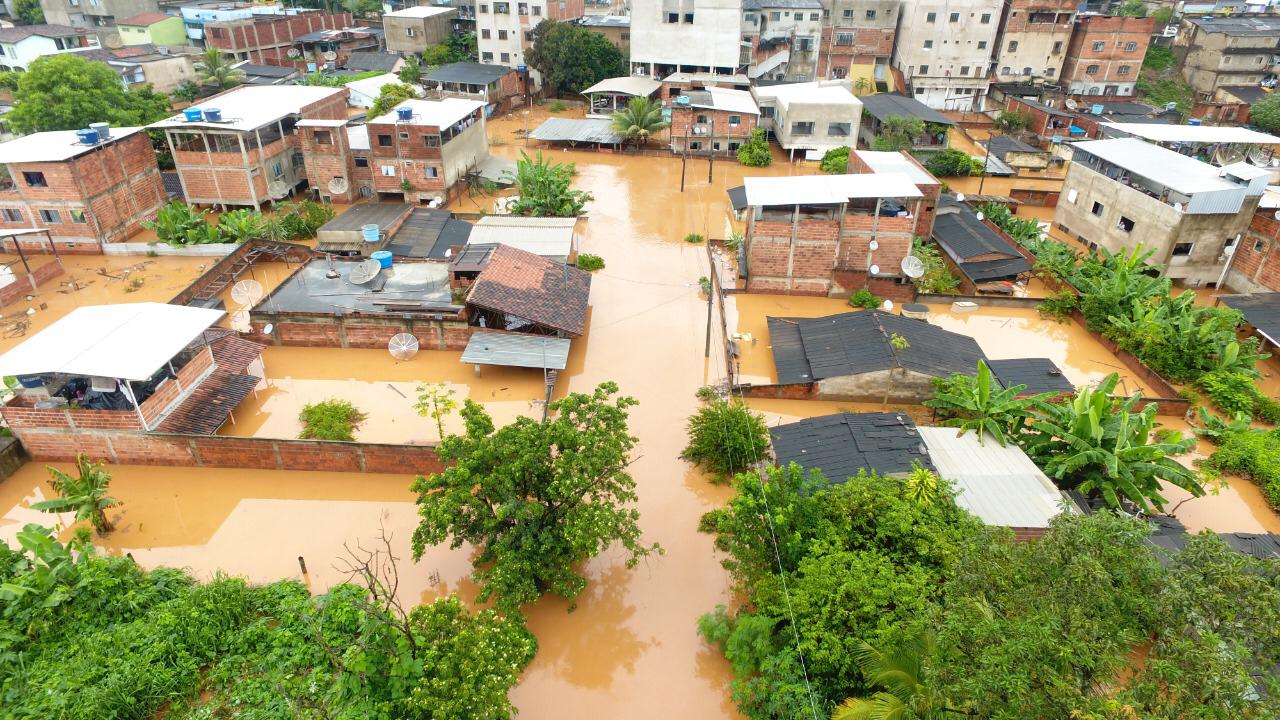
[1090,104,1104,115]
[204,107,223,122]
[371,250,393,268]
[361,224,380,243]
[75,128,99,145]
[396,106,413,121]
[183,107,203,122]
[1188,117,1202,126]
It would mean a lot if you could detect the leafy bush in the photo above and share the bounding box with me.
[684,232,705,243]
[925,148,984,177]
[909,237,959,294]
[725,230,744,252]
[681,399,769,479]
[298,398,366,441]
[848,287,881,309]
[737,128,772,167]
[1037,289,1078,322]
[500,150,592,217]
[1197,370,1259,415]
[548,99,567,113]
[144,201,214,245]
[819,146,850,173]
[576,253,605,271]
[1143,45,1175,72]
[1205,427,1280,508]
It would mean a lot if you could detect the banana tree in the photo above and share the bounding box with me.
[923,360,1048,446]
[30,454,119,535]
[216,209,266,244]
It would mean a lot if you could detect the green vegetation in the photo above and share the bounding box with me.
[1037,288,1079,322]
[993,109,1032,135]
[300,69,384,86]
[1118,0,1148,16]
[872,115,924,151]
[422,33,478,66]
[925,360,1048,446]
[819,146,851,173]
[194,47,245,90]
[501,150,593,216]
[368,82,419,119]
[171,80,201,103]
[737,127,773,167]
[611,96,669,146]
[576,253,605,271]
[398,54,422,84]
[298,398,366,441]
[1251,93,1280,135]
[848,287,881,309]
[30,455,119,535]
[547,99,568,112]
[684,232,705,243]
[909,237,960,294]
[924,148,984,177]
[145,200,333,245]
[13,0,43,24]
[525,19,627,94]
[7,54,171,134]
[1152,6,1174,25]
[1203,425,1280,507]
[726,230,744,253]
[1143,45,1176,72]
[977,201,1043,247]
[681,399,770,479]
[411,382,660,612]
[415,383,458,438]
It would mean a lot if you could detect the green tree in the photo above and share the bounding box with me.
[398,54,422,84]
[171,80,201,103]
[13,0,44,24]
[924,149,982,177]
[194,47,245,90]
[680,399,770,479]
[7,54,172,134]
[874,115,925,151]
[993,109,1032,134]
[737,127,773,167]
[1251,93,1280,135]
[1152,6,1174,25]
[410,382,661,612]
[368,82,419,119]
[415,382,457,438]
[610,96,668,146]
[820,146,851,173]
[525,19,627,94]
[909,237,959,294]
[30,455,120,535]
[500,149,592,216]
[143,201,212,245]
[298,398,366,441]
[422,33,478,66]
[215,208,266,243]
[833,631,964,720]
[342,0,381,15]
[1117,0,1147,16]
[924,360,1047,446]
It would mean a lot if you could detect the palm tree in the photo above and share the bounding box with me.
[610,97,668,147]
[31,454,120,535]
[923,360,1046,446]
[833,630,964,720]
[195,47,245,90]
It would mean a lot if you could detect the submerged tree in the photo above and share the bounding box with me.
[500,150,592,216]
[610,96,668,146]
[924,360,1047,446]
[873,115,925,151]
[680,399,770,479]
[833,631,965,720]
[411,382,660,611]
[31,455,119,535]
[368,82,420,119]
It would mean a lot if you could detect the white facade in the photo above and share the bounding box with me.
[893,0,1001,111]
[475,0,551,87]
[630,0,744,76]
[179,2,286,43]
[0,32,99,72]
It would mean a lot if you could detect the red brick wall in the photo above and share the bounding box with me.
[365,109,480,195]
[1236,210,1280,292]
[248,313,474,349]
[0,259,63,306]
[669,106,757,151]
[821,27,895,78]
[2,402,142,431]
[205,12,353,63]
[300,125,360,203]
[1060,15,1154,88]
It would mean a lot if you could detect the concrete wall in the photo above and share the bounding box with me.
[1175,21,1280,96]
[629,0,743,74]
[365,106,487,202]
[140,55,198,95]
[773,91,862,152]
[42,0,156,28]
[120,17,188,47]
[893,0,1001,110]
[818,368,938,401]
[385,10,457,54]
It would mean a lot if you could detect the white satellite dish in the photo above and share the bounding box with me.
[323,50,338,61]
[286,48,301,58]
[975,211,985,221]
[388,333,419,361]
[1274,210,1280,221]
[328,176,349,195]
[348,258,382,285]
[869,264,880,275]
[267,180,291,199]
[229,308,250,330]
[231,278,263,305]
[1174,202,1184,212]
[901,255,926,278]
[881,299,894,312]
[262,323,274,335]
[868,239,879,251]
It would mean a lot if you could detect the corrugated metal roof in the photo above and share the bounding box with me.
[461,331,571,369]
[1071,138,1243,196]
[468,216,576,262]
[581,76,661,98]
[917,426,1072,529]
[860,93,954,125]
[1099,122,1280,146]
[529,117,624,144]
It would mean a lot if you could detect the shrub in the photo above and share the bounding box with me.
[576,253,605,271]
[924,148,983,177]
[695,385,720,402]
[680,399,769,479]
[298,399,366,441]
[849,287,881,309]
[1196,369,1279,420]
[547,99,567,113]
[910,237,960,294]
[737,127,772,167]
[725,230,744,252]
[144,201,214,246]
[1153,428,1184,446]
[1205,427,1280,508]
[819,146,851,173]
[1037,290,1078,322]
[684,232,704,243]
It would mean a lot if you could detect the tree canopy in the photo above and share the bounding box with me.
[525,19,627,94]
[7,54,171,135]
[500,150,592,216]
[610,96,668,145]
[368,82,420,119]
[13,0,43,24]
[1252,93,1280,135]
[194,47,245,90]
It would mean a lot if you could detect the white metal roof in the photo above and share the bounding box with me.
[369,97,485,127]
[344,72,406,100]
[467,216,576,259]
[853,150,939,186]
[752,80,862,111]
[385,4,454,17]
[1071,138,1242,195]
[0,127,145,164]
[1100,122,1280,146]
[0,303,224,381]
[345,124,370,150]
[461,331,571,369]
[581,76,661,98]
[149,85,345,132]
[742,172,922,206]
[296,118,348,128]
[690,87,760,115]
[917,426,1072,529]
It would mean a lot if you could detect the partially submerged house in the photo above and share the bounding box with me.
[930,197,1033,294]
[770,411,932,481]
[848,149,942,237]
[858,93,953,150]
[464,244,591,337]
[983,135,1051,172]
[364,98,488,203]
[751,80,862,155]
[528,118,624,149]
[422,63,524,115]
[1219,294,1280,351]
[582,76,662,117]
[669,87,760,155]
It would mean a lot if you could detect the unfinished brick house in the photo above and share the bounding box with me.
[297,119,373,203]
[0,126,165,253]
[1059,15,1154,98]
[737,172,924,300]
[818,0,897,84]
[422,63,526,115]
[150,85,348,209]
[203,10,353,65]
[364,98,489,204]
[668,87,760,155]
[1226,200,1280,294]
[848,149,941,238]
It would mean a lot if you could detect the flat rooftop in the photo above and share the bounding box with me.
[1070,138,1244,196]
[684,87,760,115]
[369,97,485,128]
[1099,122,1280,146]
[742,173,922,206]
[859,93,954,125]
[260,259,454,315]
[385,5,454,17]
[853,150,938,186]
[0,127,145,164]
[752,81,862,111]
[150,86,345,132]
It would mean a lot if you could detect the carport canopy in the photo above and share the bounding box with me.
[461,331,571,370]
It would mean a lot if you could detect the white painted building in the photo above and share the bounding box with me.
[892,0,1002,111]
[0,24,99,72]
[475,0,584,89]
[178,1,286,44]
[629,0,744,77]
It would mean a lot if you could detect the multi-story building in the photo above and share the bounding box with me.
[40,0,156,30]
[818,0,898,85]
[117,12,186,47]
[1173,16,1280,99]
[422,62,525,114]
[292,25,385,70]
[203,11,351,65]
[0,25,98,72]
[1227,195,1280,294]
[752,79,863,154]
[384,6,457,55]
[296,118,371,204]
[669,87,760,154]
[76,46,197,94]
[629,0,742,77]
[0,126,165,251]
[579,14,629,52]
[150,85,348,209]
[742,0,824,82]
[893,0,1002,111]
[1059,14,1154,98]
[364,98,489,203]
[1055,138,1267,286]
[178,1,286,45]
[476,0,584,88]
[992,0,1075,84]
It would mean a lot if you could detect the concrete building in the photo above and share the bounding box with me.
[40,0,156,30]
[752,79,862,154]
[1173,15,1280,99]
[993,0,1075,84]
[292,25,384,70]
[659,71,752,102]
[742,0,824,82]
[818,0,898,85]
[117,12,185,47]
[423,62,525,114]
[150,85,348,209]
[203,11,352,65]
[669,86,760,154]
[178,1,286,45]
[78,46,197,94]
[0,126,165,250]
[476,0,584,88]
[345,73,416,109]
[364,98,489,203]
[629,0,742,77]
[1055,138,1267,286]
[1059,14,1154,98]
[893,0,1002,111]
[579,14,629,52]
[858,92,954,149]
[384,5,457,55]
[0,25,98,72]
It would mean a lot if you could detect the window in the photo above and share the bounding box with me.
[380,165,396,176]
[926,11,936,22]
[1117,65,1130,75]
[842,9,853,18]
[1092,41,1104,51]
[828,122,850,136]
[22,171,45,187]
[1022,66,1032,76]
[977,41,986,50]
[809,12,819,20]
[1052,40,1063,54]
[770,11,780,20]
[479,3,488,10]
[1007,40,1018,52]
[494,1,508,12]
[1030,11,1055,23]
[1255,239,1266,253]
[745,12,755,22]
[314,130,332,145]
[1,209,20,222]
[500,52,510,62]
[1091,201,1104,216]
[424,166,439,178]
[1086,64,1099,75]
[919,64,929,74]
[38,209,59,223]
[424,134,440,147]
[271,162,284,179]
[1172,242,1194,256]
[667,12,678,22]
[481,51,493,61]
[835,32,853,46]
[689,141,702,150]
[948,11,958,21]
[914,86,924,94]
[498,29,507,39]
[1117,215,1135,232]
[728,114,742,126]
[481,29,490,38]
[760,106,774,118]
[980,12,990,23]
[961,65,970,75]
[518,2,527,13]
[729,142,740,152]
[923,40,933,49]
[70,209,86,224]
[1045,67,1055,76]
[532,5,540,14]
[797,36,813,51]
[791,121,814,135]
[865,9,876,19]
[1124,41,1137,51]
[696,113,708,124]
[1001,66,1011,75]
[354,157,369,168]
[377,134,392,146]
[399,131,410,140]
[405,27,416,36]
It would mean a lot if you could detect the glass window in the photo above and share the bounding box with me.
[354,157,369,168]
[22,171,45,187]
[949,12,959,21]
[2,209,20,222]
[926,12,935,22]
[378,134,392,146]
[1172,242,1193,256]
[1086,64,1099,74]
[961,65,970,75]
[836,32,853,46]
[1008,40,1018,52]
[980,13,990,22]
[38,209,59,223]
[924,40,933,49]
[728,114,741,126]
[1117,65,1130,75]
[1091,201,1104,216]
[498,29,507,39]
[314,130,332,145]
[919,64,929,74]
[977,41,986,50]
[865,9,875,19]
[1092,41,1104,51]
[70,209,86,224]
[481,29,490,38]
[1125,41,1137,51]
[842,9,853,18]
[791,121,814,135]
[425,166,439,178]
[381,165,396,176]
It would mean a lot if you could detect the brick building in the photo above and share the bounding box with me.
[364,98,489,203]
[422,62,526,115]
[1227,200,1280,294]
[203,11,352,65]
[658,71,751,104]
[993,0,1076,84]
[668,87,760,155]
[151,85,348,209]
[0,126,165,252]
[737,172,924,299]
[818,0,897,84]
[292,25,385,70]
[848,149,941,238]
[297,119,372,203]
[1060,15,1155,98]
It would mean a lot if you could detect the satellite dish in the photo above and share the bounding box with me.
[975,211,985,221]
[1274,210,1280,221]
[286,48,301,58]
[955,193,965,202]
[1174,202,1184,212]
[328,176,349,195]
[267,180,291,199]
[262,323,274,335]
[901,255,926,278]
[882,299,894,311]
[229,308,250,330]
[868,239,879,251]
[869,264,880,275]
[348,258,382,285]
[231,278,263,305]
[388,333,419,361]
[323,50,338,61]
[1065,98,1079,111]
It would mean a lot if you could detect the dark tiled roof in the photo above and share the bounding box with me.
[345,51,401,72]
[0,24,81,42]
[1220,293,1280,343]
[985,135,1040,156]
[162,172,184,200]
[1011,96,1072,118]
[451,243,493,273]
[931,211,1031,282]
[239,63,298,78]
[383,208,455,259]
[767,311,985,384]
[1219,85,1269,104]
[466,244,592,336]
[424,62,513,85]
[770,412,933,483]
[988,358,1075,394]
[861,93,955,125]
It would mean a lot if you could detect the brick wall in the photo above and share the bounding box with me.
[2,400,142,431]
[169,240,312,306]
[205,12,353,63]
[1233,210,1280,293]
[248,311,474,349]
[669,107,757,153]
[1060,16,1154,89]
[820,27,895,77]
[300,125,361,203]
[0,258,64,306]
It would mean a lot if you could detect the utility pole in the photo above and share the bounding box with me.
[680,120,689,192]
[707,118,715,183]
[978,127,997,195]
[704,232,714,358]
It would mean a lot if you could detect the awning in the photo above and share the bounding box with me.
[461,331,571,369]
[580,76,661,98]
[0,302,224,381]
[749,49,789,79]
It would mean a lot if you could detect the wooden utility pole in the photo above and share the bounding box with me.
[704,234,714,358]
[707,118,715,183]
[680,120,690,192]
